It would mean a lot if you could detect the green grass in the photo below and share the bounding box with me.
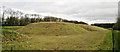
[97,31,112,50]
[2,26,23,31]
[2,22,113,50]
[113,30,120,50]
[1,26,25,42]
[1,26,29,50]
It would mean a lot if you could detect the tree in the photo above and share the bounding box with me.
[63,19,69,22]
[5,17,19,26]
[43,16,51,22]
[113,17,120,30]
[43,16,64,22]
[36,18,42,22]
[25,17,31,25]
[31,18,36,23]
[19,17,25,26]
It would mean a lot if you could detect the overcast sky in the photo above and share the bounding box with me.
[0,0,119,24]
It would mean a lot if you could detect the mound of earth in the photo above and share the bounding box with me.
[17,22,106,36]
[3,22,112,50]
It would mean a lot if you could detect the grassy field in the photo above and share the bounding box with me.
[2,22,113,50]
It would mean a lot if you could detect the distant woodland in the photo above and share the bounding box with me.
[1,16,88,26]
[0,7,120,30]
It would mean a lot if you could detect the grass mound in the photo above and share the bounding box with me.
[3,22,112,50]
[17,22,104,36]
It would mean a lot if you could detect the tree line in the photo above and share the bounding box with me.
[1,16,62,26]
[91,23,115,28]
[0,6,88,26]
[1,16,88,26]
[91,17,120,31]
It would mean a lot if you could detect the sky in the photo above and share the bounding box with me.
[0,0,119,24]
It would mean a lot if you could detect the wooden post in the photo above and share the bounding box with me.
[112,29,115,52]
[11,47,13,52]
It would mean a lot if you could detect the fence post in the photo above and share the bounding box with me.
[112,29,115,52]
[11,47,13,52]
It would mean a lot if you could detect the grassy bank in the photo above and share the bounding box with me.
[1,26,29,50]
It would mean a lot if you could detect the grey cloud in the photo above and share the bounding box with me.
[0,0,118,24]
